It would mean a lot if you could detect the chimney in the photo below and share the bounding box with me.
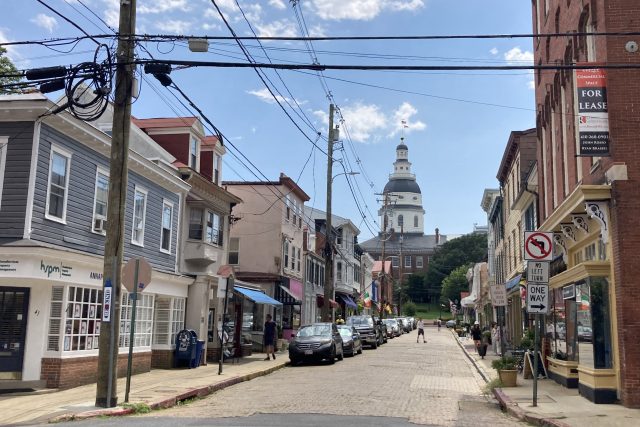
[435,227,440,244]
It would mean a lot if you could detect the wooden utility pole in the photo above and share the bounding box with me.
[379,193,388,319]
[96,0,137,408]
[322,104,335,322]
[398,223,404,315]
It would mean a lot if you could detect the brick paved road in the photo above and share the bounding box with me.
[147,328,523,426]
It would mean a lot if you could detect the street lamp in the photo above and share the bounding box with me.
[332,171,360,183]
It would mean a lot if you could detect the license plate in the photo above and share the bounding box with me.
[304,350,313,355]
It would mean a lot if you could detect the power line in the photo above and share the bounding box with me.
[34,0,102,46]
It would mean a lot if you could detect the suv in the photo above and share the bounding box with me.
[346,315,383,349]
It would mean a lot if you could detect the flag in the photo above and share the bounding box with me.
[401,119,408,128]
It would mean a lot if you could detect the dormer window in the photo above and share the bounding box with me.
[190,137,198,170]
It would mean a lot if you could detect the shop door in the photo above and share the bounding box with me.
[0,287,30,379]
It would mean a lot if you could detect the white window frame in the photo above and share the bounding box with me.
[283,240,289,269]
[0,136,8,210]
[404,255,412,268]
[131,186,148,246]
[153,297,185,348]
[205,210,222,246]
[45,145,72,223]
[229,237,239,265]
[416,256,424,269]
[119,291,154,348]
[160,199,174,254]
[189,135,199,171]
[188,206,204,240]
[91,167,109,235]
[213,153,220,184]
[391,256,399,268]
[296,247,301,272]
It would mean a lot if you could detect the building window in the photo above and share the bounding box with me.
[0,136,8,210]
[160,200,173,253]
[229,237,239,264]
[291,245,296,270]
[119,291,154,348]
[414,215,418,228]
[51,285,104,352]
[283,240,289,269]
[206,211,222,245]
[190,136,198,170]
[153,297,185,346]
[337,228,343,246]
[597,239,607,261]
[285,195,291,221]
[404,255,411,268]
[416,256,424,268]
[131,187,147,246]
[391,256,399,268]
[296,247,301,272]
[354,265,360,283]
[213,153,220,184]
[46,147,72,222]
[189,207,204,240]
[92,168,109,234]
[584,242,596,261]
[337,262,343,282]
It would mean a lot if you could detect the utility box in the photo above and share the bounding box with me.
[175,329,198,368]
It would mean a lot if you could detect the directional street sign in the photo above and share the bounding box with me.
[527,283,550,314]
[524,231,554,262]
[527,261,550,284]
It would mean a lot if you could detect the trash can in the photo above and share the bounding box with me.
[175,329,198,368]
[192,340,205,368]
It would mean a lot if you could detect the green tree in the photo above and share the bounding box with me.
[0,47,22,94]
[405,272,427,303]
[425,233,487,303]
[402,301,417,316]
[440,264,472,303]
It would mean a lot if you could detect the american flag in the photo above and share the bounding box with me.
[401,120,408,128]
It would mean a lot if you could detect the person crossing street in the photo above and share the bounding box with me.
[416,317,426,343]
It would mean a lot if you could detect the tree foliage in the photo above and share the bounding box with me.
[440,264,472,303]
[0,47,22,94]
[404,272,427,303]
[424,233,487,303]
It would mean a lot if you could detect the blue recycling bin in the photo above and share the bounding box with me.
[192,340,205,368]
[175,329,198,368]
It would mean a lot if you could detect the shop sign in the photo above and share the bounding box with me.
[0,259,19,272]
[490,284,507,307]
[576,66,610,156]
[563,284,575,300]
[40,260,73,278]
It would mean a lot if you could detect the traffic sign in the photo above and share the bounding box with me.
[490,284,507,307]
[122,257,152,293]
[524,231,554,261]
[527,283,549,314]
[527,261,550,284]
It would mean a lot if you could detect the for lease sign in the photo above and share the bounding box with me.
[576,66,609,156]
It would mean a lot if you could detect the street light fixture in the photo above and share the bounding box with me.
[331,171,360,183]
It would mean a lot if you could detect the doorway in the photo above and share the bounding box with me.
[0,287,30,380]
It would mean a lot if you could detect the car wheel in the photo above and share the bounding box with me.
[371,340,378,349]
[329,345,336,364]
[357,344,363,354]
[338,347,344,361]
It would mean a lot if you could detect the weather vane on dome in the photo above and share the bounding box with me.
[401,119,408,142]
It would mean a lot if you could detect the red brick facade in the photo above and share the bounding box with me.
[533,0,640,407]
[41,352,152,389]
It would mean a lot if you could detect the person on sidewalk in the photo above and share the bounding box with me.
[491,323,500,355]
[263,314,277,360]
[416,318,426,343]
[470,321,482,353]
[437,318,441,331]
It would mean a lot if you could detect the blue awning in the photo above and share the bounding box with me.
[505,274,523,292]
[234,286,282,307]
[338,294,358,309]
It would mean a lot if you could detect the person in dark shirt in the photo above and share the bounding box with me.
[470,321,482,353]
[263,314,277,360]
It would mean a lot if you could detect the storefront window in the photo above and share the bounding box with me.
[119,292,154,348]
[545,289,557,356]
[153,297,185,346]
[60,286,103,352]
[586,277,613,369]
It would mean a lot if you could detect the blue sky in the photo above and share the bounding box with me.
[1,0,536,239]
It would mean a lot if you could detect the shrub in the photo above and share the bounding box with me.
[491,357,517,371]
[403,301,417,316]
[483,377,504,395]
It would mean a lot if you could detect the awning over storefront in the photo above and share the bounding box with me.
[235,286,282,307]
[338,294,358,309]
[316,295,338,308]
[505,274,523,292]
[277,285,301,305]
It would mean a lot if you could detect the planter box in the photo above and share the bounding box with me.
[547,357,579,388]
[498,369,518,387]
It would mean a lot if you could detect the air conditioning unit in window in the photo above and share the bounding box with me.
[94,218,107,233]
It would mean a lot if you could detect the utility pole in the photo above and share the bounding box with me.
[96,0,137,408]
[398,223,404,316]
[322,104,335,322]
[379,193,388,319]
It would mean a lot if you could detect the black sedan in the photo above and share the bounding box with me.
[289,323,344,365]
[337,325,363,356]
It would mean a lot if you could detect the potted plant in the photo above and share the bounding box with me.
[491,357,518,387]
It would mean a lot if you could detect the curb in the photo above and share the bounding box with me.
[48,361,289,423]
[453,332,571,427]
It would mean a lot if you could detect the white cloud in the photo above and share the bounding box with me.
[138,0,190,14]
[307,25,327,37]
[489,47,498,56]
[202,22,221,31]
[389,102,427,137]
[247,88,304,106]
[268,0,287,10]
[309,0,424,21]
[31,13,58,33]
[254,19,298,38]
[0,29,21,63]
[156,20,192,34]
[504,47,534,63]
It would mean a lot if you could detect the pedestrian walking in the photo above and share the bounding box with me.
[491,323,500,355]
[416,318,426,343]
[263,314,276,360]
[470,321,482,353]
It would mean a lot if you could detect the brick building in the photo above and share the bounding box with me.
[532,0,640,406]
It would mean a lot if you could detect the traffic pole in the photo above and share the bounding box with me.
[124,259,139,403]
[533,313,540,407]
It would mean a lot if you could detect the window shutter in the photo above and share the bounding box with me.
[47,286,64,351]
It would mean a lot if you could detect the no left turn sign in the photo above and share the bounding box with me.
[524,231,554,261]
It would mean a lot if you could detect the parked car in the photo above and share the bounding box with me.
[289,323,344,365]
[346,315,383,349]
[445,320,457,328]
[397,317,411,333]
[337,325,363,356]
[578,325,592,342]
[383,319,401,338]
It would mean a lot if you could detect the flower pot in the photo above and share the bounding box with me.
[498,369,518,387]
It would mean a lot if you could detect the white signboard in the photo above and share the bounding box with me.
[527,283,549,314]
[102,281,112,322]
[524,231,554,262]
[527,261,550,284]
[490,284,507,307]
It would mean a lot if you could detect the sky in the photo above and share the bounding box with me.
[1,0,536,240]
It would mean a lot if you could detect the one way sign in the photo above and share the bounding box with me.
[527,283,549,314]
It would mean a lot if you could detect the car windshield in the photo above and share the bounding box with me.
[297,325,331,337]
[347,317,372,326]
[338,328,353,337]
